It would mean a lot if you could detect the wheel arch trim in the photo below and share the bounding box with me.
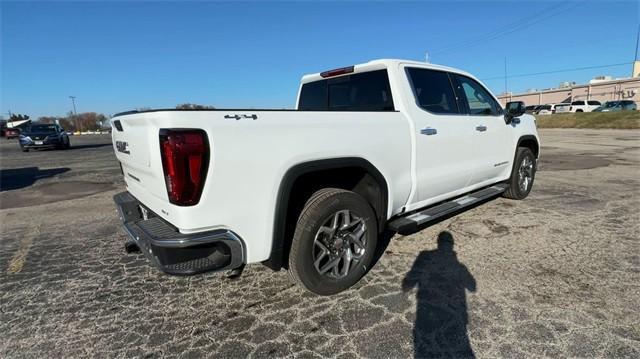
[516,135,540,158]
[264,157,389,270]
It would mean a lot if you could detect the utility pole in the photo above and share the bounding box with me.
[504,57,508,98]
[635,23,639,61]
[69,96,81,133]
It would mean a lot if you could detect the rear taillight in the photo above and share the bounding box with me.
[159,129,209,206]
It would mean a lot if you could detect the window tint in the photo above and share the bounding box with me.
[571,101,585,105]
[406,68,459,114]
[454,75,501,116]
[587,100,601,105]
[297,69,394,111]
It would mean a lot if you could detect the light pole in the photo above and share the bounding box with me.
[69,96,81,132]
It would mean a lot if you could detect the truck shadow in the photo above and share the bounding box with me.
[0,167,70,191]
[402,231,476,358]
[373,194,501,266]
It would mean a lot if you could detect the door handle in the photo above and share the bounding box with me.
[420,127,437,136]
[475,125,487,132]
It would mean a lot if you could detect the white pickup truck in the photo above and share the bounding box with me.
[112,59,539,295]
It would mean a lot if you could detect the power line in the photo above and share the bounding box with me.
[430,1,581,56]
[481,62,633,81]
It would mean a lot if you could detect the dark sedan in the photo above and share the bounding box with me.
[19,124,71,152]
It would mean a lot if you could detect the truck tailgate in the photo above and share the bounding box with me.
[112,115,150,167]
[111,114,167,205]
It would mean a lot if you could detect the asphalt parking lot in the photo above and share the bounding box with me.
[1,129,639,358]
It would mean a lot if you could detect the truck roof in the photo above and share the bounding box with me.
[300,58,475,84]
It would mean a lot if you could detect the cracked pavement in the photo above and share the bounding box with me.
[1,129,639,358]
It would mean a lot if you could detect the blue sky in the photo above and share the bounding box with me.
[2,1,639,118]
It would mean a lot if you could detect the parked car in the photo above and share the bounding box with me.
[570,100,601,112]
[525,105,537,114]
[535,104,556,115]
[5,128,20,139]
[19,124,71,152]
[111,59,540,295]
[593,100,637,112]
[554,103,572,114]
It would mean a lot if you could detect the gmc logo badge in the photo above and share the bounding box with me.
[115,140,130,154]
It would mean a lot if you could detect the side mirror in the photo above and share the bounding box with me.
[505,101,526,124]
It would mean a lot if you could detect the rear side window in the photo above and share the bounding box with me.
[406,68,459,114]
[453,75,501,116]
[572,101,585,105]
[587,100,601,105]
[298,69,394,111]
[298,81,326,111]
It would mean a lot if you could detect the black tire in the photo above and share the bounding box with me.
[503,147,536,200]
[64,137,71,149]
[288,188,378,295]
[21,147,29,152]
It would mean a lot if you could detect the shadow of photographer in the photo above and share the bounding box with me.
[402,231,477,358]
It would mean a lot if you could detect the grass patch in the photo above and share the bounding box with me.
[535,111,640,129]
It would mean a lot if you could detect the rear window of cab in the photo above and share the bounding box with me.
[298,69,395,111]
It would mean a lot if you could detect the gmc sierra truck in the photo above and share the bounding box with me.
[112,59,539,295]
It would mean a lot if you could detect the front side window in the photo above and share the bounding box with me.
[406,68,459,114]
[453,75,501,116]
[297,69,394,111]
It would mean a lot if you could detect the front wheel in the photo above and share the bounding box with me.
[288,188,378,295]
[503,147,536,200]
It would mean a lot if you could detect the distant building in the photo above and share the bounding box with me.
[7,119,32,129]
[499,77,640,106]
[498,62,640,106]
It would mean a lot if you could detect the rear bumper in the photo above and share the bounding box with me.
[113,191,244,275]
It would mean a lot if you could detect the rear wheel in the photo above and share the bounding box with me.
[503,147,536,200]
[288,188,378,295]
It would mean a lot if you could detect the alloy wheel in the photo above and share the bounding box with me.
[518,156,534,192]
[312,210,367,279]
